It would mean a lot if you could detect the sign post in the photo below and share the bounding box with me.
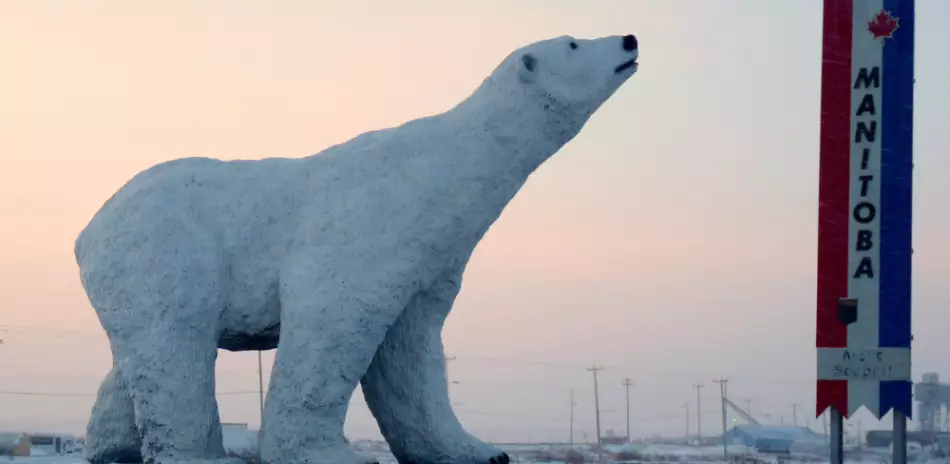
[816,1,915,463]
[830,408,843,464]
[894,409,908,463]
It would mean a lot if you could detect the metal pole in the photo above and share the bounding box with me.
[713,377,728,459]
[626,380,630,444]
[588,366,603,460]
[894,409,907,464]
[622,378,633,444]
[569,390,575,449]
[720,386,727,459]
[685,402,690,444]
[257,350,265,424]
[693,383,704,446]
[829,407,843,464]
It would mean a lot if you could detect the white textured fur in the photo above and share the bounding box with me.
[76,34,638,464]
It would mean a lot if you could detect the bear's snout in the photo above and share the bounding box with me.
[622,34,638,52]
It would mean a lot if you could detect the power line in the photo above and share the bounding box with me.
[0,390,267,397]
[0,390,94,398]
[3,324,827,435]
[462,355,763,382]
[0,389,694,426]
[454,407,684,424]
[0,325,815,386]
[0,325,104,338]
[2,326,817,440]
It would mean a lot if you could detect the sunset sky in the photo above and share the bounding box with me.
[1,0,949,442]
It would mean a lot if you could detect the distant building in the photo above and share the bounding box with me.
[0,432,32,457]
[221,423,258,454]
[724,425,824,454]
[26,432,79,455]
[598,436,627,446]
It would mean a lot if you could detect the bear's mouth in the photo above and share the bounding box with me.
[614,59,637,74]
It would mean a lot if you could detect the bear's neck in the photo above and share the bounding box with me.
[445,77,585,171]
[421,78,585,236]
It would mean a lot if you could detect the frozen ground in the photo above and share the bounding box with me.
[0,441,950,464]
[3,441,947,463]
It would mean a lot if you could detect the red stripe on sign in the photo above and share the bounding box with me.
[816,0,852,349]
[817,380,849,417]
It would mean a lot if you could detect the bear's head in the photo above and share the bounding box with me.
[489,34,639,123]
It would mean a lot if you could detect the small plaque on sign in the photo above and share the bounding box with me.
[817,347,911,381]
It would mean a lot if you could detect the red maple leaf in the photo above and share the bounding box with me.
[868,10,899,39]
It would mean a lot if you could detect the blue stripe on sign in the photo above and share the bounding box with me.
[878,0,914,349]
[880,380,913,419]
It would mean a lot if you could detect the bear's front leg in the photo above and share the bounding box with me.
[260,249,417,464]
[361,267,509,464]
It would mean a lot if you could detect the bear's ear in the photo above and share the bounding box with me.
[518,53,537,83]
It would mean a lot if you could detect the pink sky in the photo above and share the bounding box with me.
[2,0,949,442]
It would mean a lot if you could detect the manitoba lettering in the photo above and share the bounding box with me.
[852,66,879,279]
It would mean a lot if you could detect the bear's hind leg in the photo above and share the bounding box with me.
[361,268,508,464]
[110,311,236,464]
[85,365,142,464]
[84,222,236,464]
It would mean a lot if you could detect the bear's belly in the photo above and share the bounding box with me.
[218,325,280,351]
[217,292,281,351]
[217,267,283,351]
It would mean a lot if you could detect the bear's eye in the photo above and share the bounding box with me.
[569,41,578,50]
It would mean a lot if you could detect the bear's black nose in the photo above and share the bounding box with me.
[622,34,638,52]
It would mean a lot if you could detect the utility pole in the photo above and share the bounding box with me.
[693,383,704,446]
[257,350,265,425]
[621,378,634,444]
[588,366,604,458]
[792,403,799,427]
[684,402,690,445]
[569,389,576,449]
[713,377,729,460]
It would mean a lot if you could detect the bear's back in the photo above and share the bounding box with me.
[74,155,312,263]
[73,122,424,266]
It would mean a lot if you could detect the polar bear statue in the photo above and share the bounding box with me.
[77,33,639,464]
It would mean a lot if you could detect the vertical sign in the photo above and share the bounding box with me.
[816,0,914,420]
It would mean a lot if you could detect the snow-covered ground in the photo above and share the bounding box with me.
[4,441,948,463]
[0,458,87,464]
